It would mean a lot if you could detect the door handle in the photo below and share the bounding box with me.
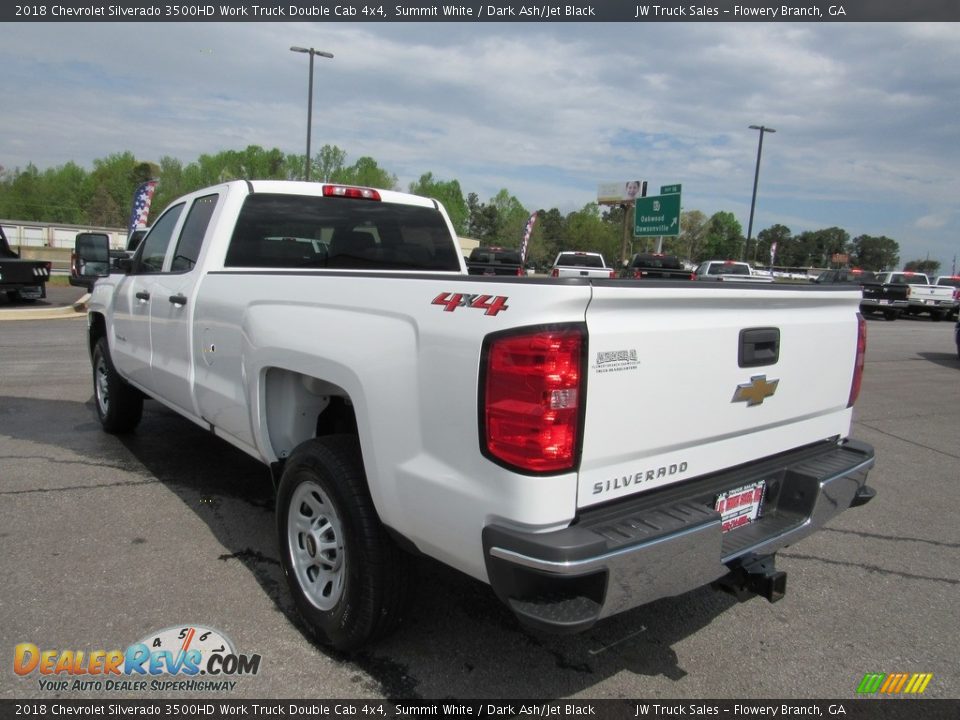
[168,294,188,307]
[135,291,150,301]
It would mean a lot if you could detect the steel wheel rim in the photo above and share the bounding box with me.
[288,479,345,611]
[95,355,110,414]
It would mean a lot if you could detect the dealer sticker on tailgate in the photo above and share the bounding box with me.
[715,481,766,533]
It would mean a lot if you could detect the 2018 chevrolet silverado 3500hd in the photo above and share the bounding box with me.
[81,180,876,651]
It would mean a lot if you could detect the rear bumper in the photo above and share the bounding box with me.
[482,438,875,633]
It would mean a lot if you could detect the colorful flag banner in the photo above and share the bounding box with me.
[519,211,538,267]
[127,180,158,237]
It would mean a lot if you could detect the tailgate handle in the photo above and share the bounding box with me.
[739,328,780,368]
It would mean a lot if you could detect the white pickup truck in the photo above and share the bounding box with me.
[550,251,616,278]
[694,259,774,283]
[82,180,876,651]
[932,275,960,319]
[875,271,956,321]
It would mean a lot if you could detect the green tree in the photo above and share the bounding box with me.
[850,235,900,271]
[311,144,347,182]
[755,223,792,266]
[678,210,709,262]
[490,189,530,247]
[408,172,469,235]
[699,211,743,261]
[466,192,501,242]
[563,203,619,264]
[903,258,940,275]
[342,156,396,189]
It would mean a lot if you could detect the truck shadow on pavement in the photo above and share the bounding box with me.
[3,393,741,699]
[917,351,960,370]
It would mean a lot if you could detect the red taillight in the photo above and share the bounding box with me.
[847,314,867,408]
[482,327,584,473]
[516,267,525,276]
[322,185,381,201]
[551,268,559,278]
[609,270,617,278]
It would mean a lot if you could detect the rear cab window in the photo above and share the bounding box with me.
[224,194,460,271]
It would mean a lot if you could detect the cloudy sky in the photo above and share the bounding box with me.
[1,20,958,270]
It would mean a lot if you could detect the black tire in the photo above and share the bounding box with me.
[883,310,899,321]
[92,337,143,433]
[931,311,944,322]
[277,435,410,652]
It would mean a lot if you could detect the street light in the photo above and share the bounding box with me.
[290,46,334,182]
[745,124,775,261]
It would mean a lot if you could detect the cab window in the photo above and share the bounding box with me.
[171,194,218,273]
[137,204,185,274]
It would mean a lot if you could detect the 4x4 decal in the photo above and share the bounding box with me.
[432,292,509,316]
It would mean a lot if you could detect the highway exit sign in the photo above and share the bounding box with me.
[634,193,681,237]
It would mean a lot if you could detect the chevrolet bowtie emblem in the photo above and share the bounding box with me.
[732,375,779,406]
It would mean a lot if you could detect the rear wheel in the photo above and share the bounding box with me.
[277,435,410,652]
[92,337,143,433]
[883,309,899,321]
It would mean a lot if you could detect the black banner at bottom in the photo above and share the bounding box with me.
[1,700,957,720]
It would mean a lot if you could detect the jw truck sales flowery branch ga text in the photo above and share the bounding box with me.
[634,4,846,17]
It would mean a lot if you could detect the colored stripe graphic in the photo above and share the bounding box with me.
[857,673,933,694]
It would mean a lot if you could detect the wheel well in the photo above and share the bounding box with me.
[263,368,358,463]
[88,313,107,355]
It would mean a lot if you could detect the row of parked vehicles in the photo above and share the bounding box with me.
[463,246,960,322]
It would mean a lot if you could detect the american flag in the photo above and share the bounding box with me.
[127,180,158,237]
[518,211,538,267]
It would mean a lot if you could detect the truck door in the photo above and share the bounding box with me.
[110,203,185,389]
[148,193,220,419]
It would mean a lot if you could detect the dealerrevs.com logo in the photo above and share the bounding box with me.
[856,672,934,695]
[14,625,261,693]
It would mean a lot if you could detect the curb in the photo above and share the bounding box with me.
[0,294,90,321]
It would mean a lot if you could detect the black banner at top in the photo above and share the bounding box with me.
[3,0,960,22]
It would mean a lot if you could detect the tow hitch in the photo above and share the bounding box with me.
[714,554,787,603]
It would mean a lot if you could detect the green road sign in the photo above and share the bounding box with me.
[660,184,682,195]
[634,193,681,237]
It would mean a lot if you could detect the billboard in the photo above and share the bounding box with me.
[597,180,646,204]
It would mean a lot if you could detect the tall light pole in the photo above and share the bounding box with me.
[290,46,334,181]
[746,124,775,261]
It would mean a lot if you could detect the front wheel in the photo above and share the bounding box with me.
[277,435,410,652]
[92,337,143,433]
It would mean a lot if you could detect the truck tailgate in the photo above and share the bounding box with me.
[579,283,861,508]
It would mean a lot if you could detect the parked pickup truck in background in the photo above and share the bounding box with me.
[814,268,909,321]
[623,253,694,280]
[874,271,955,321]
[79,180,876,651]
[0,224,51,302]
[466,246,525,276]
[694,260,774,283]
[932,275,960,319]
[551,251,616,278]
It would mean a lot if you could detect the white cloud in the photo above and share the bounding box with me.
[1,20,958,268]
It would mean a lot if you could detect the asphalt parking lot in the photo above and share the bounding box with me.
[1,312,958,701]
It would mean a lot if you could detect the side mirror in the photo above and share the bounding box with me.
[73,233,111,289]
